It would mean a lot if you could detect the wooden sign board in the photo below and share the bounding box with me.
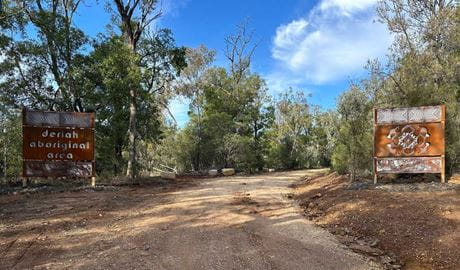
[22,109,95,178]
[373,105,445,183]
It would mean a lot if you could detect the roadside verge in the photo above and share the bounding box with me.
[291,172,460,270]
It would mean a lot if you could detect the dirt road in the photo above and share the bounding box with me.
[1,170,380,269]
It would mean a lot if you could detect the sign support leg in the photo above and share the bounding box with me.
[91,176,96,187]
[441,155,446,183]
[373,157,378,184]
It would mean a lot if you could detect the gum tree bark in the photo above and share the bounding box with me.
[112,0,161,179]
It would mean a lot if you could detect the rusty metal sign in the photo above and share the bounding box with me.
[23,109,95,178]
[24,161,94,177]
[373,105,445,183]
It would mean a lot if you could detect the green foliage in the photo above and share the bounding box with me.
[332,86,373,181]
[265,90,333,170]
[331,144,349,175]
[82,36,140,175]
[153,28,277,173]
[219,134,257,172]
[0,112,22,182]
[1,0,458,183]
[170,66,274,172]
[81,31,183,176]
[311,110,339,167]
[0,0,88,111]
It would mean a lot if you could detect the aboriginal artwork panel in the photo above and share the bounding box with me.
[374,123,444,157]
[376,157,442,174]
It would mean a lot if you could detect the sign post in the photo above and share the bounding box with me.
[22,109,95,186]
[373,105,445,183]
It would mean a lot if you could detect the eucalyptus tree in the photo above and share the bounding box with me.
[175,45,216,170]
[0,0,87,111]
[110,0,160,179]
[332,86,372,181]
[110,0,185,178]
[267,90,312,169]
[78,29,185,176]
[154,23,275,172]
[201,23,273,171]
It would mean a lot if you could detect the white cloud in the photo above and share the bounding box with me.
[320,0,378,15]
[273,19,309,49]
[271,0,392,84]
[264,72,308,95]
[160,0,190,17]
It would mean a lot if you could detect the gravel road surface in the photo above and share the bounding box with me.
[0,170,380,269]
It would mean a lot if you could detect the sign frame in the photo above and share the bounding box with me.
[373,105,446,184]
[22,109,96,179]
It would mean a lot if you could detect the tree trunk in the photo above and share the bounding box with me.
[112,0,162,180]
[114,137,123,174]
[126,87,137,179]
[350,153,356,182]
[197,105,202,171]
[124,29,139,180]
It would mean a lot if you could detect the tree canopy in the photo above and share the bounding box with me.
[0,0,458,182]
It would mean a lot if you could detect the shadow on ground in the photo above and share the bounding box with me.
[0,170,379,270]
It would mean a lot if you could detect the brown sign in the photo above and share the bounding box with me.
[23,127,94,160]
[23,109,95,178]
[373,105,445,183]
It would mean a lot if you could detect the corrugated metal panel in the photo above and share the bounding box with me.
[24,110,94,128]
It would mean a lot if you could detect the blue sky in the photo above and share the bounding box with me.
[73,0,393,127]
